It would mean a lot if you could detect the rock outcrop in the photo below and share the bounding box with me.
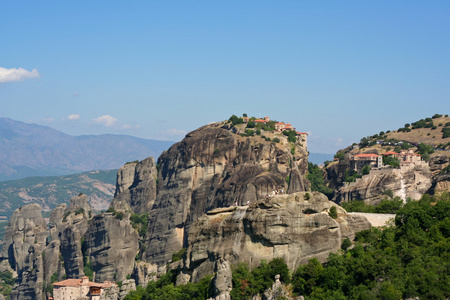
[1,204,47,300]
[209,259,232,300]
[111,157,158,214]
[334,162,432,204]
[178,192,370,284]
[143,122,309,266]
[84,213,139,282]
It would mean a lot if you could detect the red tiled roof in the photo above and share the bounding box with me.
[297,132,308,135]
[53,278,116,288]
[383,151,399,155]
[353,153,379,158]
[276,122,285,125]
[254,119,265,123]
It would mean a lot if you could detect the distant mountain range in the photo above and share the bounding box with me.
[0,117,174,181]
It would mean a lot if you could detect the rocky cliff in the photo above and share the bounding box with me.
[334,162,432,204]
[84,213,139,282]
[1,203,47,300]
[111,157,158,214]
[142,121,309,265]
[177,192,371,285]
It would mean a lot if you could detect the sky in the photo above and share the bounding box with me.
[1,1,449,154]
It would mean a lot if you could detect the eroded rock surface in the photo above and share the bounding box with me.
[144,122,309,265]
[111,157,158,214]
[84,213,139,282]
[334,162,432,204]
[1,204,47,300]
[179,192,370,283]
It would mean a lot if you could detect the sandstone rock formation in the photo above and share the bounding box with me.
[334,162,432,204]
[208,259,232,300]
[111,157,158,214]
[178,192,370,284]
[84,213,139,282]
[143,122,309,266]
[1,203,47,300]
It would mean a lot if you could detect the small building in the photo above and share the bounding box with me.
[296,132,308,148]
[351,153,383,171]
[399,149,421,163]
[52,276,116,300]
[275,122,285,131]
[382,151,399,158]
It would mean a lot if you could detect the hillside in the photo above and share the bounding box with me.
[385,114,450,147]
[322,114,450,204]
[0,117,174,181]
[0,169,117,220]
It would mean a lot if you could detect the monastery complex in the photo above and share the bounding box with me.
[241,116,308,148]
[351,149,423,172]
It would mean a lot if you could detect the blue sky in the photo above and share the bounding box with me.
[1,1,449,154]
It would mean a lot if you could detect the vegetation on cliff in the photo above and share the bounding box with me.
[342,196,404,214]
[292,192,450,299]
[306,162,333,199]
[123,192,449,300]
[124,270,212,300]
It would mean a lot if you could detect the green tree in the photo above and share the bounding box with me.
[360,137,369,148]
[229,115,243,126]
[361,164,371,175]
[329,206,338,219]
[307,162,334,199]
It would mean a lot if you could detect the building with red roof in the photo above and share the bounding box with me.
[52,276,116,300]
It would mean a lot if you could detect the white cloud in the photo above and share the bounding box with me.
[92,115,118,127]
[165,128,187,136]
[0,67,40,83]
[67,114,80,120]
[41,117,55,123]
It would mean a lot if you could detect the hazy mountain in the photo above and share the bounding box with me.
[0,169,117,220]
[0,117,174,181]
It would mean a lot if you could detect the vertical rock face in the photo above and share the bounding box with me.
[84,214,139,282]
[111,157,158,214]
[1,204,47,300]
[334,162,432,204]
[143,123,309,265]
[179,192,370,284]
[48,194,93,279]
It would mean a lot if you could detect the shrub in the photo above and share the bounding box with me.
[272,137,280,143]
[361,164,371,175]
[329,206,338,219]
[172,248,187,262]
[130,213,149,237]
[334,152,344,160]
[341,238,352,250]
[74,208,85,215]
[442,127,450,138]
[228,115,243,126]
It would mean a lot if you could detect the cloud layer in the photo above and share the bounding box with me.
[0,67,40,83]
[92,115,118,127]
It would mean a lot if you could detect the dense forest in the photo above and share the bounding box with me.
[124,192,449,300]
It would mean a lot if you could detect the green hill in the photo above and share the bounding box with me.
[0,169,118,220]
